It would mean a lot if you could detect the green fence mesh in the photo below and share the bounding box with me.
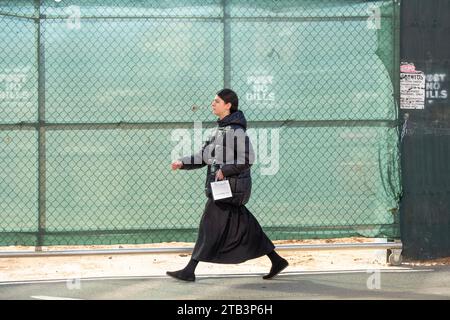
[0,0,402,246]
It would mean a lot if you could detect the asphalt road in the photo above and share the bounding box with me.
[1,266,449,300]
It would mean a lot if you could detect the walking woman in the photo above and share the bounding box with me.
[167,89,288,281]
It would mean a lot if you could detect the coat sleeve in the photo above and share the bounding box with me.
[179,135,213,170]
[220,129,255,177]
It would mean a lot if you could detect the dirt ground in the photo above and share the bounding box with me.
[0,237,446,282]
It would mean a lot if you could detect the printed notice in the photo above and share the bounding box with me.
[210,180,232,200]
[400,62,425,109]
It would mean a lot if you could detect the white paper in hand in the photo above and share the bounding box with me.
[210,180,233,200]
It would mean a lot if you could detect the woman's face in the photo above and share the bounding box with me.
[211,95,231,119]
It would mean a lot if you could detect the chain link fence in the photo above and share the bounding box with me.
[0,0,402,246]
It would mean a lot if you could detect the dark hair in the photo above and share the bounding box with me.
[217,88,239,113]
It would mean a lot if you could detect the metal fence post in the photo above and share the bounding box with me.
[222,0,231,88]
[35,0,46,248]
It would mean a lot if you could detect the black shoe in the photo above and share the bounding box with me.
[166,270,196,282]
[263,259,289,280]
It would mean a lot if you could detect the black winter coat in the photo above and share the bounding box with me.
[180,111,255,206]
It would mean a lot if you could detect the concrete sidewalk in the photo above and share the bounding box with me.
[0,238,397,282]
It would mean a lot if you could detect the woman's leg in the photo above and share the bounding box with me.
[263,250,289,280]
[166,258,199,282]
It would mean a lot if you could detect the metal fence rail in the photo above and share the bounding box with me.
[0,242,403,265]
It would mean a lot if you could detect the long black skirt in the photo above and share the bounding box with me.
[191,198,275,264]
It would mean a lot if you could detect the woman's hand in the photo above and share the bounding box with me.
[171,160,183,170]
[215,169,224,181]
